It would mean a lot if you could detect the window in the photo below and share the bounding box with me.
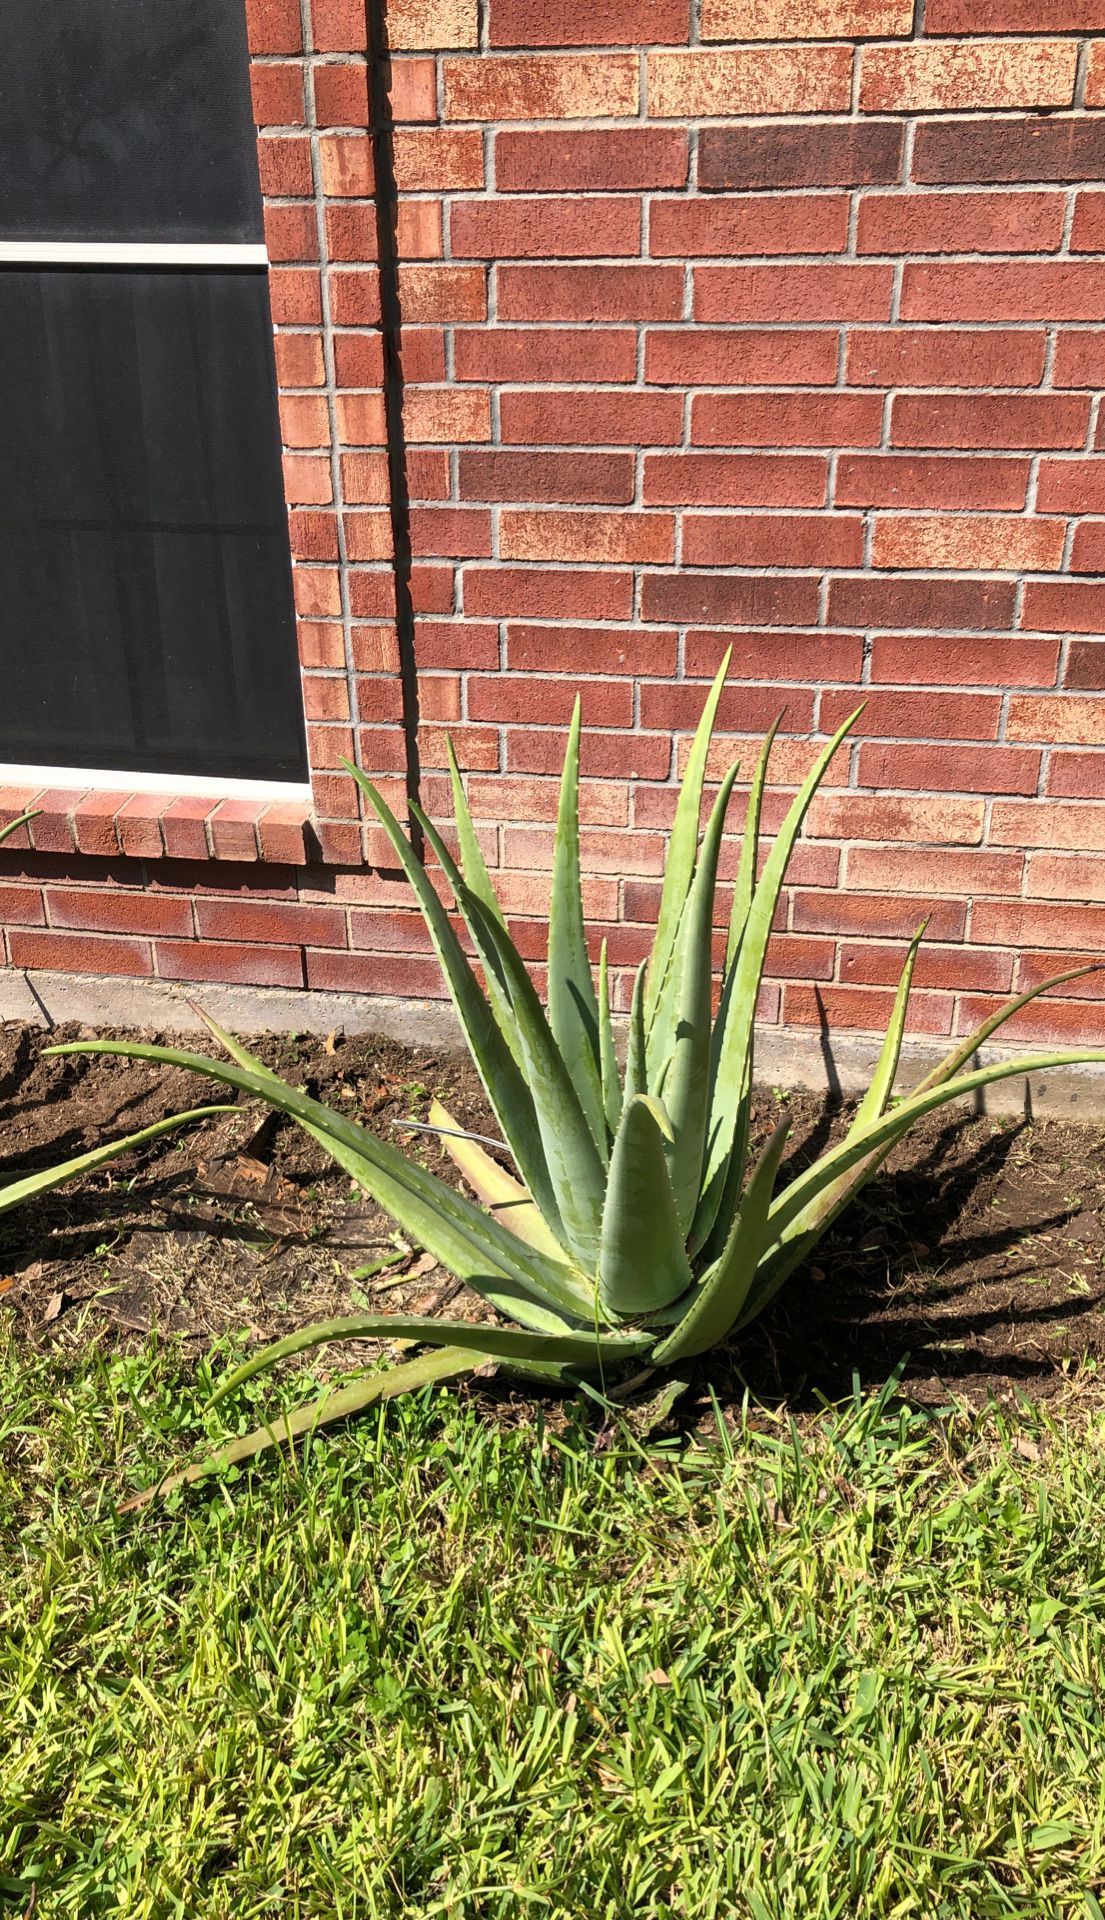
[0,0,308,793]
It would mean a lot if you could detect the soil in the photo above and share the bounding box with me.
[2,1019,1105,1416]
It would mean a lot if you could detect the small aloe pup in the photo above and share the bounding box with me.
[55,660,1105,1502]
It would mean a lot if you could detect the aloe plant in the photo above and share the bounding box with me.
[53,659,1105,1502]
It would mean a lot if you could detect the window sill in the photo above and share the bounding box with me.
[0,785,315,865]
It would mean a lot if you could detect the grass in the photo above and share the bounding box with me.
[3,1322,1105,1918]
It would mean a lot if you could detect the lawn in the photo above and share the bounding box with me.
[3,1324,1105,1919]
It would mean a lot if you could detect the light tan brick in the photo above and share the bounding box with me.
[702,0,910,39]
[649,46,852,117]
[871,514,1066,572]
[403,388,492,443]
[859,40,1078,113]
[444,54,639,121]
[387,0,478,48]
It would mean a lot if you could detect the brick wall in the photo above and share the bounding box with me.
[4,0,1105,1050]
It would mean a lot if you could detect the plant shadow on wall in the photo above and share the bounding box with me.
[53,654,1105,1504]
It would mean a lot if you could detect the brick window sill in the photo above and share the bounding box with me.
[0,786,316,865]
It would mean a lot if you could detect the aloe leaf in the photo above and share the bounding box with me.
[598,1094,694,1319]
[653,1118,790,1364]
[119,1346,478,1510]
[0,807,40,847]
[597,941,623,1139]
[428,1098,567,1260]
[725,716,781,971]
[645,648,731,1024]
[347,767,563,1238]
[445,736,507,930]
[411,800,525,1071]
[212,1312,650,1406]
[50,1039,593,1330]
[855,920,928,1127]
[624,959,648,1103]
[547,697,606,1152]
[0,1105,230,1216]
[660,763,739,1234]
[698,706,863,1232]
[910,961,1105,1098]
[463,894,608,1275]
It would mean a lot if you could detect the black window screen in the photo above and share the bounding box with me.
[0,0,308,787]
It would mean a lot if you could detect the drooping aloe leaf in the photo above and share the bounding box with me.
[211,1311,650,1406]
[911,962,1105,1097]
[50,1039,593,1329]
[654,1118,790,1364]
[725,715,781,971]
[0,808,40,847]
[120,1346,478,1510]
[411,801,525,1072]
[624,959,648,1104]
[598,1094,694,1319]
[463,894,608,1275]
[697,706,863,1232]
[597,941,623,1139]
[428,1097,567,1261]
[0,1105,230,1216]
[660,763,739,1234]
[445,736,506,929]
[348,768,563,1240]
[645,648,731,1024]
[547,697,606,1152]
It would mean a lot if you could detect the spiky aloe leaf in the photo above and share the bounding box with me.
[547,698,605,1152]
[653,1118,790,1364]
[445,736,506,930]
[0,1106,230,1216]
[645,649,731,1024]
[0,808,40,847]
[659,763,739,1234]
[410,800,525,1072]
[50,1038,594,1331]
[597,941,623,1139]
[598,1093,693,1318]
[428,1098,566,1260]
[624,959,648,1103]
[119,1346,478,1510]
[911,961,1105,1098]
[725,715,781,971]
[464,893,608,1275]
[348,768,566,1242]
[697,707,863,1235]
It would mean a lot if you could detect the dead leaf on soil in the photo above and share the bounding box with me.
[42,1290,65,1323]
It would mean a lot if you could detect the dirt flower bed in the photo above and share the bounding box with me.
[2,1019,1104,1412]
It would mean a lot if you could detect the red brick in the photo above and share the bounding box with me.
[891,394,1089,451]
[44,888,193,937]
[1066,642,1105,691]
[195,899,347,947]
[454,328,637,384]
[501,389,684,445]
[489,0,689,44]
[784,983,953,1034]
[645,328,838,388]
[250,63,305,125]
[210,803,263,863]
[459,451,635,504]
[307,951,448,996]
[828,576,1015,630]
[857,189,1063,255]
[835,453,1030,510]
[281,394,331,448]
[683,512,864,568]
[496,128,688,192]
[508,731,671,780]
[870,632,1059,687]
[700,120,903,190]
[903,263,1105,324]
[1070,521,1105,573]
[1070,191,1105,255]
[639,682,815,734]
[28,793,84,856]
[114,797,166,860]
[695,263,893,324]
[156,940,305,987]
[956,994,1105,1046]
[290,509,340,562]
[927,0,1105,29]
[324,205,381,263]
[841,943,1012,994]
[398,266,486,323]
[9,930,153,977]
[1047,753,1105,800]
[847,845,1024,895]
[1052,330,1105,390]
[1037,459,1105,514]
[507,623,679,677]
[793,892,966,940]
[409,507,492,559]
[311,0,366,49]
[467,774,627,826]
[652,194,849,257]
[463,567,634,620]
[284,457,332,508]
[468,676,633,727]
[403,388,490,442]
[1007,695,1105,746]
[452,196,640,259]
[823,689,1001,740]
[258,805,312,866]
[313,62,368,126]
[303,677,351,722]
[1026,851,1105,901]
[266,205,318,262]
[270,272,323,329]
[991,800,1105,850]
[0,885,44,925]
[159,799,215,861]
[412,619,497,669]
[71,793,127,858]
[808,793,985,844]
[692,392,884,448]
[871,514,1065,573]
[974,900,1105,954]
[845,327,1045,391]
[343,513,392,561]
[912,115,1105,185]
[274,334,326,390]
[257,136,313,198]
[500,510,674,565]
[640,573,821,626]
[1023,582,1105,634]
[392,131,484,194]
[329,269,383,327]
[246,0,302,53]
[685,629,863,682]
[498,265,683,323]
[644,453,829,507]
[1088,38,1105,104]
[388,57,439,121]
[857,741,1041,795]
[444,54,639,121]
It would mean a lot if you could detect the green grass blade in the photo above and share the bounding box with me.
[445,735,507,929]
[598,1094,693,1319]
[547,698,605,1152]
[464,894,609,1275]
[624,959,648,1103]
[725,716,781,971]
[698,706,863,1230]
[597,940,623,1139]
[645,648,731,1024]
[654,1118,790,1364]
[0,1105,231,1216]
[660,763,739,1234]
[120,1347,477,1509]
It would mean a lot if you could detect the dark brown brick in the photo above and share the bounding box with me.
[699,120,903,193]
[913,116,1105,186]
